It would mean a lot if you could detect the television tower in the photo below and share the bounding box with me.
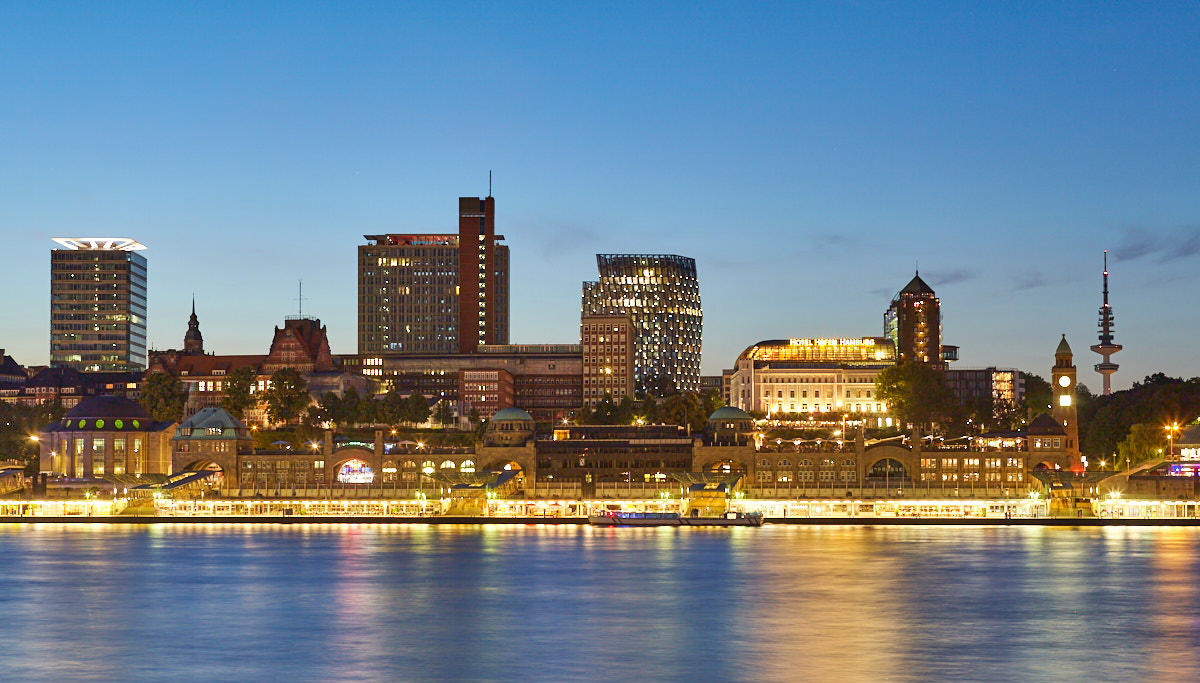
[1090,250,1121,395]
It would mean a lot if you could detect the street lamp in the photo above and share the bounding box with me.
[1166,423,1180,459]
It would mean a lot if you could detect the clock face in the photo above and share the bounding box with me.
[1058,375,1071,388]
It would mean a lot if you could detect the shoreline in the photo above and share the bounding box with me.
[2,515,1200,526]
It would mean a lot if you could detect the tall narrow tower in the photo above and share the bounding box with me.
[1089,251,1121,395]
[1052,335,1080,466]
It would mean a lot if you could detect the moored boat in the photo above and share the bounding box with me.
[679,511,764,527]
[587,511,682,526]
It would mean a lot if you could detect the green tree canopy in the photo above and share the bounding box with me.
[141,372,188,423]
[218,366,258,419]
[262,368,310,425]
[433,400,455,426]
[874,362,954,430]
[402,393,431,425]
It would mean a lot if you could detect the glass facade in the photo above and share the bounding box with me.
[50,240,148,371]
[582,254,702,393]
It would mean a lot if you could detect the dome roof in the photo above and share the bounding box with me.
[60,395,154,431]
[709,406,753,421]
[491,407,534,422]
[175,406,249,438]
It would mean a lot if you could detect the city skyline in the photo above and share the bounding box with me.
[4,3,1199,389]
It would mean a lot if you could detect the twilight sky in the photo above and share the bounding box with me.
[3,2,1198,390]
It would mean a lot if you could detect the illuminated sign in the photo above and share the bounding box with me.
[337,459,375,484]
[788,338,876,347]
[52,237,146,251]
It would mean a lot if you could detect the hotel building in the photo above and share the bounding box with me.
[582,254,702,394]
[50,237,148,372]
[358,196,509,355]
[728,338,896,416]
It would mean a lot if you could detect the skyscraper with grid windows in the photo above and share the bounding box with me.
[358,197,508,355]
[582,254,702,395]
[49,237,148,372]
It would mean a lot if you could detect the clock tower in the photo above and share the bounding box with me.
[1051,334,1080,466]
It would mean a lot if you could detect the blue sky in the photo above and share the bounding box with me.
[2,2,1198,390]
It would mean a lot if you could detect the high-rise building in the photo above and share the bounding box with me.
[1090,250,1121,395]
[582,254,702,394]
[580,314,635,407]
[50,237,148,372]
[884,272,956,366]
[358,196,509,355]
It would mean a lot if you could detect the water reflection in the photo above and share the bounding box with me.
[0,525,1198,681]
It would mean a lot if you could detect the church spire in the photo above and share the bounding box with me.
[184,296,204,355]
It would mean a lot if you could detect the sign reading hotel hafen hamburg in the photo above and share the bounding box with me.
[788,338,876,347]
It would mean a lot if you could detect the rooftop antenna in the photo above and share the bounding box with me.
[296,280,305,318]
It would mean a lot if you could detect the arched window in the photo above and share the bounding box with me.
[383,460,397,482]
[777,459,791,467]
[402,461,417,469]
[461,460,476,473]
[821,459,835,467]
[841,459,855,467]
[757,459,772,467]
[440,460,456,469]
[799,459,813,467]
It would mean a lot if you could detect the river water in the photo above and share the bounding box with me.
[0,523,1196,682]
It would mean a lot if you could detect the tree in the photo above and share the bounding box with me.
[1021,374,1052,420]
[218,366,258,419]
[659,392,706,432]
[433,400,455,427]
[141,372,188,423]
[874,362,954,430]
[1117,423,1164,469]
[379,389,405,425]
[403,393,431,426]
[262,368,310,425]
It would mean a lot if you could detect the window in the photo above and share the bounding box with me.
[758,459,772,467]
[756,470,772,483]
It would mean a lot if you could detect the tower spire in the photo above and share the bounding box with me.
[1090,250,1122,395]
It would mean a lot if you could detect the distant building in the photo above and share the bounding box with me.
[38,395,173,483]
[582,254,702,394]
[148,315,365,425]
[8,366,141,409]
[357,196,509,355]
[884,272,956,366]
[0,349,28,399]
[342,344,582,423]
[580,315,634,407]
[50,237,148,372]
[945,368,1026,408]
[728,338,895,419]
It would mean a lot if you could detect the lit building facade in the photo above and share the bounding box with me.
[580,315,634,406]
[357,196,509,355]
[884,272,956,366]
[945,368,1026,407]
[728,338,895,416]
[50,237,148,372]
[342,344,582,423]
[582,254,702,394]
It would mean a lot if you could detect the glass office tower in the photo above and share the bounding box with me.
[50,238,148,372]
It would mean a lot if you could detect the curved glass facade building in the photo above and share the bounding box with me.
[582,254,702,394]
